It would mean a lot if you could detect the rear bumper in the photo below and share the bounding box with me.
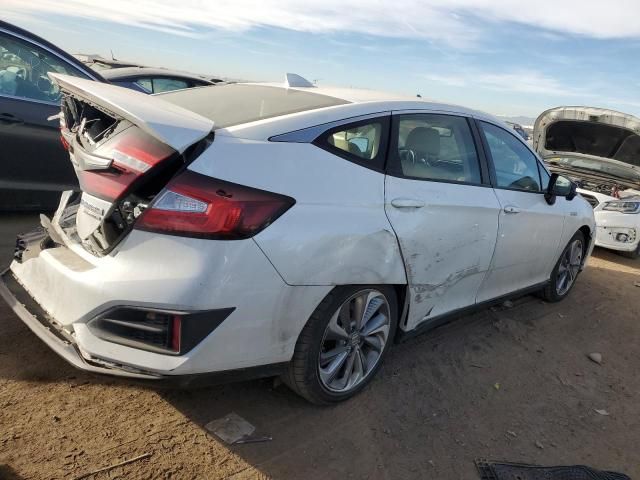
[4,222,330,378]
[0,269,288,386]
[0,269,159,380]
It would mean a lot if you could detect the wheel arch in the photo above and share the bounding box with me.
[579,224,593,266]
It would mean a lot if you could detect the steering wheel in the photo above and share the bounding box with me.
[399,148,436,167]
[6,65,26,80]
[399,148,416,165]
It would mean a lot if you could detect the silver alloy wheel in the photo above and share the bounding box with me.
[556,238,584,296]
[318,289,391,393]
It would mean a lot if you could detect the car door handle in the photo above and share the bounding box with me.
[391,198,425,209]
[0,113,23,125]
[503,205,521,214]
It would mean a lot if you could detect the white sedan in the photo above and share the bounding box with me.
[0,73,595,403]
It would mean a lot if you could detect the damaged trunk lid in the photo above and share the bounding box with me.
[49,73,214,255]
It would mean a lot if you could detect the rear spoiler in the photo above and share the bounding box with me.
[49,73,215,153]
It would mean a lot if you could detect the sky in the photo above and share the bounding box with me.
[4,0,640,120]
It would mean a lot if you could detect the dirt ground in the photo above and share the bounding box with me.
[1,213,639,480]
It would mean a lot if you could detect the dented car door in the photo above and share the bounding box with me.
[384,112,501,331]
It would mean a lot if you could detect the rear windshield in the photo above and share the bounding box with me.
[159,84,348,128]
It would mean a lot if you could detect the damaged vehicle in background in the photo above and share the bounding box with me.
[535,106,640,258]
[1,73,594,404]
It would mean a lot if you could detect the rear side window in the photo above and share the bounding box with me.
[315,117,390,171]
[327,122,382,160]
[481,122,542,192]
[388,113,482,185]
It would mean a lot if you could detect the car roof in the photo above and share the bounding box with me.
[241,82,500,122]
[0,20,106,83]
[101,66,219,83]
[182,81,505,141]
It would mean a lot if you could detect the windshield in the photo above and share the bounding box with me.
[546,156,640,182]
[160,84,349,128]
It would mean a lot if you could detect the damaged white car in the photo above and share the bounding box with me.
[534,107,640,258]
[1,74,594,404]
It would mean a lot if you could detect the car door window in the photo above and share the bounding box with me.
[389,114,482,184]
[0,31,86,103]
[152,77,190,93]
[481,122,541,192]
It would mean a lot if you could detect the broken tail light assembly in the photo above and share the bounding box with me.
[135,170,295,239]
[73,126,177,203]
[88,306,235,355]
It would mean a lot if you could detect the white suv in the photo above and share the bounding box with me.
[0,74,595,403]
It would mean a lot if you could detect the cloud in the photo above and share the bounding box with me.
[6,0,640,49]
[424,69,577,96]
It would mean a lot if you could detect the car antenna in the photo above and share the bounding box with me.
[111,49,117,61]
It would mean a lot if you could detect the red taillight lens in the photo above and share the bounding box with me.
[135,170,295,239]
[76,128,175,202]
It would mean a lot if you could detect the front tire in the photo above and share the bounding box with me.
[284,285,398,404]
[541,231,585,302]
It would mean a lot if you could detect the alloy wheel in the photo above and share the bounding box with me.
[556,238,583,296]
[318,289,391,393]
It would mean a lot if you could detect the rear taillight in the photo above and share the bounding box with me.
[135,170,295,239]
[76,127,176,202]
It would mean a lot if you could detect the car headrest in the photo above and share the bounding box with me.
[0,69,18,96]
[405,127,440,156]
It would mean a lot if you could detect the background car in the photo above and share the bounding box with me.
[73,53,141,70]
[100,66,224,93]
[0,20,106,210]
[1,73,594,404]
[505,120,529,140]
[534,106,640,258]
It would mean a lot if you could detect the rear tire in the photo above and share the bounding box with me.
[541,231,585,302]
[283,285,398,405]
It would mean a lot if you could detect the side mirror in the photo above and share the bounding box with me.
[545,173,577,205]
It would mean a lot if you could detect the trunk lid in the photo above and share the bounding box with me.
[50,73,214,153]
[48,74,214,255]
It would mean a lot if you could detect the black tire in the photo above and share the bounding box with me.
[540,231,586,302]
[283,285,398,405]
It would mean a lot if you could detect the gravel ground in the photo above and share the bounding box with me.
[1,214,639,479]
